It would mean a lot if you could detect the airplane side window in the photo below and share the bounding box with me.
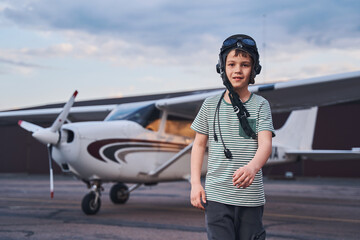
[128,104,161,129]
[106,103,160,130]
[145,119,161,132]
[105,104,144,121]
[165,115,195,138]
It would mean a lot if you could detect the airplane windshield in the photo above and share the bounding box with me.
[105,102,160,128]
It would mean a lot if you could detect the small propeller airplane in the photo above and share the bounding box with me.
[1,71,360,215]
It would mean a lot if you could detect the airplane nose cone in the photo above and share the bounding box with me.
[32,129,59,145]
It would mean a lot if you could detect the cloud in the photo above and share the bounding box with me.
[0,57,47,69]
[0,29,219,72]
[21,43,74,57]
[0,48,51,75]
[2,0,359,51]
[0,0,359,83]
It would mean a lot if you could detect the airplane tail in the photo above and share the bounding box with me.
[274,107,318,150]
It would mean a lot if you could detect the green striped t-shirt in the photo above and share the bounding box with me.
[191,92,275,207]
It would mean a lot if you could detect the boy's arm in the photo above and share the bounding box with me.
[232,130,272,188]
[190,132,208,210]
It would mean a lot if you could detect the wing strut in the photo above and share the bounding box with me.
[146,142,194,177]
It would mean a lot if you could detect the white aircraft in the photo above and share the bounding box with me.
[1,71,360,215]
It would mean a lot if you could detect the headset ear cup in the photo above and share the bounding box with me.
[216,63,221,74]
[256,63,262,75]
[249,70,255,84]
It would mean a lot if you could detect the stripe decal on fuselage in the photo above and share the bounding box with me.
[87,139,187,164]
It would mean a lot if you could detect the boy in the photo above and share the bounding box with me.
[190,34,274,240]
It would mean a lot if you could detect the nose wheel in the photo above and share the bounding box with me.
[82,181,103,215]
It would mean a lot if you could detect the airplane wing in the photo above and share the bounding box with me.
[0,105,117,123]
[1,71,360,122]
[156,71,360,118]
[286,149,360,160]
[155,90,223,119]
[254,71,360,113]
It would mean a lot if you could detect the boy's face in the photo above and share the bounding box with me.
[225,49,252,91]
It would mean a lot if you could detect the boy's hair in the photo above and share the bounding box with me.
[231,49,252,59]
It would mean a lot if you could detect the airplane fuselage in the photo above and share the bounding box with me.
[51,119,297,184]
[53,120,205,183]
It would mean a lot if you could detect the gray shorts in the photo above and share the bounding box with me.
[204,201,266,240]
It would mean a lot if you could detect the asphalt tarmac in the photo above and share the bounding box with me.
[0,174,359,240]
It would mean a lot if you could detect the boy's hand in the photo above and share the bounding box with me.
[232,165,257,188]
[190,183,206,210]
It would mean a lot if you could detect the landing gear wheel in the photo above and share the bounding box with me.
[110,183,129,204]
[82,192,101,215]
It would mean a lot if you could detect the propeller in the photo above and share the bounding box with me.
[47,144,54,198]
[18,90,78,199]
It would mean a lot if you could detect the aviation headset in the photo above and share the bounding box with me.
[214,34,261,159]
[216,34,261,84]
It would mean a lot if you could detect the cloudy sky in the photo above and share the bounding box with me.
[0,0,359,111]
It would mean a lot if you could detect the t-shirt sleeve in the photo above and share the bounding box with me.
[191,99,209,135]
[258,99,276,137]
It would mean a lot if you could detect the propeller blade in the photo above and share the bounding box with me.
[19,120,59,145]
[50,90,78,132]
[18,120,44,133]
[47,144,54,199]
